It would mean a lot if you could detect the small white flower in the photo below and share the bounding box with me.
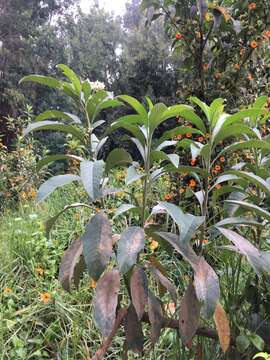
[89,80,105,92]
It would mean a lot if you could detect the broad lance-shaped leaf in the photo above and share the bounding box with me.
[36,154,83,172]
[19,74,61,89]
[217,227,270,275]
[93,269,120,337]
[117,95,148,123]
[37,174,80,203]
[150,267,177,305]
[179,282,201,347]
[36,110,81,124]
[117,227,145,274]
[124,304,144,354]
[80,160,104,201]
[194,257,220,319]
[57,64,81,94]
[214,302,230,353]
[224,200,270,222]
[130,265,148,320]
[152,202,204,244]
[105,148,132,173]
[148,291,164,345]
[82,212,113,281]
[58,238,83,292]
[225,170,270,196]
[113,204,139,218]
[157,232,220,318]
[23,121,85,143]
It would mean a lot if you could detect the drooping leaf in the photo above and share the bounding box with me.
[217,227,270,275]
[19,75,61,89]
[148,291,164,345]
[113,204,139,218]
[45,202,91,238]
[118,95,148,122]
[152,202,205,243]
[150,267,177,304]
[224,200,270,222]
[126,165,144,185]
[36,154,83,172]
[58,239,83,292]
[179,282,201,346]
[23,121,85,143]
[130,265,148,320]
[35,110,81,124]
[117,227,145,274]
[82,212,113,281]
[214,302,230,353]
[37,174,80,203]
[105,148,132,173]
[225,170,270,196]
[80,160,104,201]
[124,304,144,354]
[194,257,220,318]
[93,269,120,337]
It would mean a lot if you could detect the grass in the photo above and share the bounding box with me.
[0,176,229,359]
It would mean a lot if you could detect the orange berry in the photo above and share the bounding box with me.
[250,40,258,49]
[248,73,253,81]
[175,33,183,40]
[248,2,257,10]
[177,134,183,140]
[234,63,241,70]
[220,156,225,163]
[190,159,196,166]
[265,31,270,38]
[215,184,222,190]
[198,136,204,142]
[214,72,222,79]
[164,193,173,201]
[214,165,221,172]
[188,179,196,188]
[186,133,192,138]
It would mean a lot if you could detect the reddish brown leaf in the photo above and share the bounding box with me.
[130,265,148,320]
[124,304,144,354]
[179,282,201,347]
[194,257,220,318]
[214,302,230,353]
[148,291,164,345]
[93,269,120,337]
[150,267,177,305]
[58,238,83,292]
[149,255,168,297]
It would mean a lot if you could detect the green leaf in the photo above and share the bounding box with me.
[130,138,146,161]
[23,121,85,143]
[145,96,153,110]
[236,335,250,353]
[155,140,177,151]
[209,98,225,128]
[249,334,265,351]
[80,160,104,201]
[225,200,270,222]
[157,126,203,144]
[19,75,61,89]
[35,110,81,124]
[82,212,113,281]
[149,103,168,133]
[118,95,148,122]
[225,170,270,196]
[113,204,139,218]
[253,352,270,360]
[93,269,120,337]
[57,64,81,94]
[214,217,263,228]
[45,202,91,238]
[36,154,83,172]
[105,148,132,173]
[219,140,270,156]
[152,202,204,243]
[126,165,144,185]
[213,124,258,147]
[37,174,80,203]
[190,97,210,122]
[117,227,145,274]
[58,239,83,292]
[150,151,179,168]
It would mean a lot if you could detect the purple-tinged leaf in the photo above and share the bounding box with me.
[124,304,144,354]
[130,265,148,320]
[148,291,164,345]
[93,269,120,337]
